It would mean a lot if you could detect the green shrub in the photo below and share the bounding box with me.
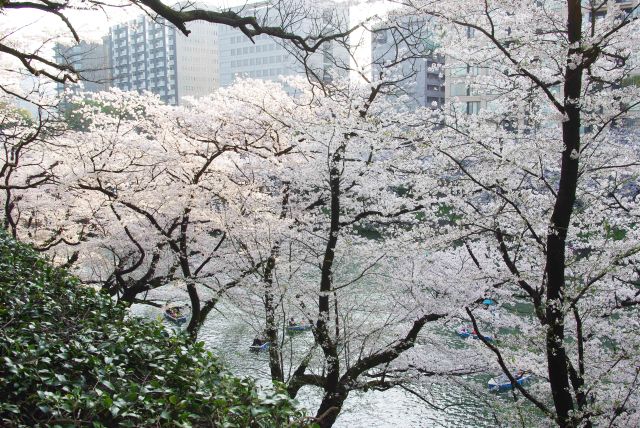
[0,231,311,427]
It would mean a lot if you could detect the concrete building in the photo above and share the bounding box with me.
[445,1,640,116]
[108,15,218,105]
[444,63,491,115]
[370,17,445,108]
[218,1,350,89]
[591,0,639,18]
[53,40,111,96]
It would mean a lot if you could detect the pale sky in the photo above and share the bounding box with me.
[2,0,392,88]
[3,0,391,46]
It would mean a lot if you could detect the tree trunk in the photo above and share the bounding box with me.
[313,147,344,424]
[545,1,583,426]
[264,251,284,382]
[315,390,348,428]
[185,279,201,340]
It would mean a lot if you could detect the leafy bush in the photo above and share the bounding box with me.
[0,231,310,427]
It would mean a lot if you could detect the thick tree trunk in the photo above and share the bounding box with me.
[185,280,201,339]
[315,390,348,428]
[313,148,344,424]
[545,1,583,426]
[264,185,289,383]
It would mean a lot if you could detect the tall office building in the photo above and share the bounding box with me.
[108,15,218,105]
[53,40,112,96]
[218,1,350,88]
[371,17,445,108]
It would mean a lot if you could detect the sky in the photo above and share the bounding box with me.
[3,0,391,46]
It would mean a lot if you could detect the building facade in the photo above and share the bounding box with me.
[108,16,218,105]
[444,63,492,115]
[371,17,445,109]
[53,40,112,96]
[218,1,350,89]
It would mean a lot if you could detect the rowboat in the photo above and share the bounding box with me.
[488,372,531,391]
[164,308,187,325]
[249,342,270,352]
[455,327,493,341]
[287,324,313,332]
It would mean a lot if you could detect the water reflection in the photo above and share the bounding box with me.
[133,288,511,427]
[193,303,495,427]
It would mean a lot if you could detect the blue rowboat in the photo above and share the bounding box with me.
[287,324,313,332]
[456,327,493,341]
[488,372,531,391]
[249,342,270,352]
[456,327,472,338]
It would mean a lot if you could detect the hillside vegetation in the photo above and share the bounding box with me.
[0,231,309,427]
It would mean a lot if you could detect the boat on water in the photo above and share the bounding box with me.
[249,342,270,352]
[455,327,493,341]
[488,371,532,392]
[287,324,313,332]
[164,307,187,325]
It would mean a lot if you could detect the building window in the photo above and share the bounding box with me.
[450,83,467,96]
[467,65,480,76]
[466,101,481,115]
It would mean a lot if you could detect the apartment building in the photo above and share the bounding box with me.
[444,62,491,115]
[371,17,445,109]
[108,16,218,105]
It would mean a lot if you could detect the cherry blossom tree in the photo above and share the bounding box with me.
[2,2,639,427]
[10,83,297,338]
[0,100,73,251]
[3,78,460,428]
[209,78,472,428]
[379,1,640,426]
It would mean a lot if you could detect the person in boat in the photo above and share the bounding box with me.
[515,369,525,379]
[252,337,263,347]
[289,317,296,326]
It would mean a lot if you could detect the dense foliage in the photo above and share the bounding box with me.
[0,231,309,427]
